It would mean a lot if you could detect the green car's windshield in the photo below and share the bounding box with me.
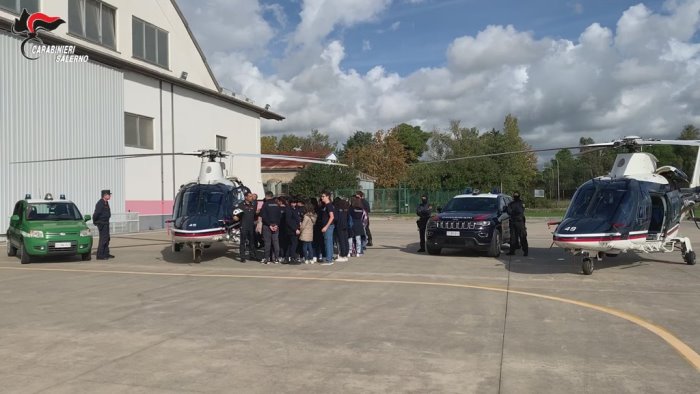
[26,203,83,221]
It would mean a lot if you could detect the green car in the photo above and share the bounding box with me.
[6,194,93,264]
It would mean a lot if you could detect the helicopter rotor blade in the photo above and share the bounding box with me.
[634,139,700,147]
[414,145,585,165]
[10,151,228,164]
[232,153,348,166]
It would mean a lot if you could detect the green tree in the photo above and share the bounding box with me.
[344,130,409,187]
[407,117,536,193]
[262,130,337,155]
[289,164,359,197]
[342,131,374,152]
[300,129,337,152]
[675,124,699,176]
[277,134,306,152]
[261,136,278,153]
[392,123,431,163]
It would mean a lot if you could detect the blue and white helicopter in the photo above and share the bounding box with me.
[549,137,700,274]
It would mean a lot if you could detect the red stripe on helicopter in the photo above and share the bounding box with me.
[172,229,226,238]
[553,234,648,242]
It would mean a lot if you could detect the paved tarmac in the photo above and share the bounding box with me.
[1,218,699,393]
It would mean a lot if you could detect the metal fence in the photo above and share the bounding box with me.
[86,212,140,235]
[334,188,562,213]
[335,188,462,214]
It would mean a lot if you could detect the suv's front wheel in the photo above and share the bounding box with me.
[427,245,441,255]
[487,230,502,258]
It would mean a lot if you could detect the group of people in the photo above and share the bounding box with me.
[235,190,374,265]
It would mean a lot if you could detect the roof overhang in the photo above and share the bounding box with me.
[0,19,284,121]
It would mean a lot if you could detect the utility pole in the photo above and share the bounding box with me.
[554,159,561,208]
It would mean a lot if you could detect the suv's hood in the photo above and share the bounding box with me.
[437,212,495,221]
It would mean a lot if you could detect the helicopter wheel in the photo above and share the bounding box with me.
[582,257,594,275]
[193,246,202,264]
[172,242,182,252]
[684,251,696,265]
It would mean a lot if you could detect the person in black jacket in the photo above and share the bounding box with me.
[334,198,349,262]
[356,191,372,246]
[284,197,301,264]
[93,189,113,260]
[416,195,432,253]
[260,193,282,264]
[234,191,257,262]
[506,191,529,256]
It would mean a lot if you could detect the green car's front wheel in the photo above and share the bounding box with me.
[19,242,31,264]
[7,240,17,257]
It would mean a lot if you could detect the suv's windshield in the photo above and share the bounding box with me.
[26,203,83,221]
[443,197,498,212]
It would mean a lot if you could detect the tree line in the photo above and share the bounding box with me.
[261,117,700,199]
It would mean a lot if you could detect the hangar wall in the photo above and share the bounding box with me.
[0,31,126,237]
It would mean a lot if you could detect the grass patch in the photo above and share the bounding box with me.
[526,208,567,218]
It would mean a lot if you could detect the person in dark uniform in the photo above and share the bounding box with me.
[93,189,113,260]
[234,191,257,262]
[506,191,529,256]
[284,197,301,264]
[260,193,282,264]
[356,191,373,246]
[416,195,432,253]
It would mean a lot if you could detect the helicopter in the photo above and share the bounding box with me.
[12,149,346,263]
[416,136,700,275]
[548,137,700,274]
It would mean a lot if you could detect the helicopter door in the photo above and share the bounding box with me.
[648,195,666,239]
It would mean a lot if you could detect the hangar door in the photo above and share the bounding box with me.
[0,31,125,236]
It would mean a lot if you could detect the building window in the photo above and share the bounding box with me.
[132,17,169,69]
[0,0,38,14]
[68,0,116,49]
[216,135,227,152]
[125,113,154,150]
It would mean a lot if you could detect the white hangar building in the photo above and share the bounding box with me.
[0,0,283,234]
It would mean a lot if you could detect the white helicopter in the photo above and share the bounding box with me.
[548,137,700,274]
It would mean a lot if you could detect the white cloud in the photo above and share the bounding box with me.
[391,21,401,31]
[447,25,549,73]
[292,0,392,47]
[184,0,700,152]
[177,0,275,60]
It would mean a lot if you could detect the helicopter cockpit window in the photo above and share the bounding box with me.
[566,182,631,222]
[181,190,225,217]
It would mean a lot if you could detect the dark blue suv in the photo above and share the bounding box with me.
[425,192,512,257]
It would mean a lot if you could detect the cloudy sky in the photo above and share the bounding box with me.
[178,0,700,152]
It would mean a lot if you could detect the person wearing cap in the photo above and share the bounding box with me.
[93,189,113,260]
[416,195,432,253]
[506,191,529,256]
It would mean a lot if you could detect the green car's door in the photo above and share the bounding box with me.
[8,201,25,248]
